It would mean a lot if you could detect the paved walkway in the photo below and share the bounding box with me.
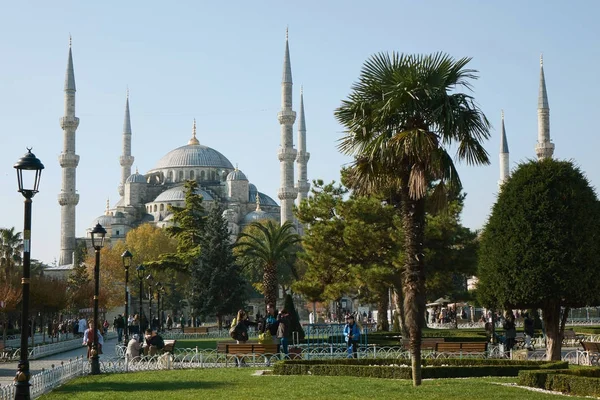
[0,337,119,387]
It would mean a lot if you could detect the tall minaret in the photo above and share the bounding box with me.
[58,37,80,266]
[277,28,297,224]
[118,90,134,197]
[498,110,509,190]
[295,87,310,205]
[535,54,554,160]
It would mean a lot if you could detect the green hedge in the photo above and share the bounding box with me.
[571,327,600,334]
[274,358,567,379]
[518,368,600,397]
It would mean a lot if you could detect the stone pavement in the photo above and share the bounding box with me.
[0,337,119,387]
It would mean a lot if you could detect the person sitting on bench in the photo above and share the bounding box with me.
[143,329,164,356]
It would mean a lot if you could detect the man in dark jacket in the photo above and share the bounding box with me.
[523,313,535,350]
[114,315,125,343]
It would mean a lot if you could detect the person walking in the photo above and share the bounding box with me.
[114,314,125,343]
[277,308,291,356]
[344,314,361,358]
[503,312,517,353]
[523,312,535,350]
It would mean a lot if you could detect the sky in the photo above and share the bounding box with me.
[1,1,599,265]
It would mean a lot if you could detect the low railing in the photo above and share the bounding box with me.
[0,356,87,399]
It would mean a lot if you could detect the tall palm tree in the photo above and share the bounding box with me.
[335,52,490,386]
[236,221,300,308]
[0,227,23,281]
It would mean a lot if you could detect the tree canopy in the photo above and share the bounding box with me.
[477,159,600,360]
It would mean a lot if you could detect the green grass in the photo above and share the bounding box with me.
[39,368,591,400]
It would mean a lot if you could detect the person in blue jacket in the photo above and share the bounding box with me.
[343,314,361,358]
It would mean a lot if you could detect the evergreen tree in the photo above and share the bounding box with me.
[190,203,245,329]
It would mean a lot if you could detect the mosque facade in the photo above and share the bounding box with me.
[54,32,309,270]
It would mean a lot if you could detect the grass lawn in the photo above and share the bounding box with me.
[38,368,590,400]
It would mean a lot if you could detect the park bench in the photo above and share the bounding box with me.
[562,329,584,346]
[581,342,600,366]
[401,337,445,351]
[217,342,279,355]
[183,327,210,334]
[435,342,488,354]
[163,340,176,353]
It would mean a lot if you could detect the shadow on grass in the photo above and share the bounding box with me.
[53,380,225,393]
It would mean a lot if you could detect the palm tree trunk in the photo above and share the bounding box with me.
[263,264,278,309]
[401,190,427,387]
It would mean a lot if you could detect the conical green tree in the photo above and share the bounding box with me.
[190,203,245,329]
[283,294,305,341]
[236,220,300,308]
[335,52,490,385]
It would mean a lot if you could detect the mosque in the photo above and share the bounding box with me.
[52,32,309,271]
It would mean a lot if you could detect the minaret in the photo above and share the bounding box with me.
[535,54,554,160]
[277,28,297,224]
[295,86,310,205]
[118,90,134,197]
[498,110,509,190]
[58,37,80,266]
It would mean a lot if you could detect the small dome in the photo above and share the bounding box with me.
[227,169,248,181]
[242,209,272,224]
[91,214,112,228]
[153,186,214,202]
[126,173,146,183]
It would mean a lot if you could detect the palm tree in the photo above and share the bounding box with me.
[0,227,23,281]
[236,221,300,308]
[335,52,490,386]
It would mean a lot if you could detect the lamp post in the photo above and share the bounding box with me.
[13,148,44,399]
[146,274,153,330]
[89,223,106,375]
[155,282,164,331]
[121,250,133,344]
[136,265,145,335]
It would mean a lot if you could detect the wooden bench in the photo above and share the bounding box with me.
[562,329,584,346]
[183,327,210,334]
[163,340,176,353]
[435,342,488,353]
[216,342,279,355]
[581,342,600,366]
[401,337,445,351]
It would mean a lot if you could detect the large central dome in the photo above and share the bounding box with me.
[150,143,234,171]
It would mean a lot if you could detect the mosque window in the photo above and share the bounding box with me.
[153,204,157,212]
[160,204,164,211]
[190,170,195,180]
[210,170,215,180]
[116,230,120,236]
[178,171,184,181]
[200,171,205,180]
[167,171,173,182]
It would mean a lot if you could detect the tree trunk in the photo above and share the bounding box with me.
[217,314,222,330]
[560,307,570,336]
[542,302,562,361]
[263,264,278,309]
[401,189,427,387]
[376,294,389,331]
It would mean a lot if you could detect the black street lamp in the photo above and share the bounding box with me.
[121,250,133,344]
[89,223,106,375]
[136,265,145,335]
[146,274,154,330]
[155,282,164,331]
[13,148,44,399]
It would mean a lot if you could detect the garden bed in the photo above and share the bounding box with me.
[273,358,567,379]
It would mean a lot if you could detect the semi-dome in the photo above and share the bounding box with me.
[149,144,234,171]
[249,190,278,207]
[153,185,214,202]
[227,168,248,181]
[126,172,146,183]
[91,214,112,228]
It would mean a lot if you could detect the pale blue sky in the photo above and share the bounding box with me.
[1,1,599,265]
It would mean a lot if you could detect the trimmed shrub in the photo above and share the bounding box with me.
[273,358,567,379]
[519,369,600,398]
